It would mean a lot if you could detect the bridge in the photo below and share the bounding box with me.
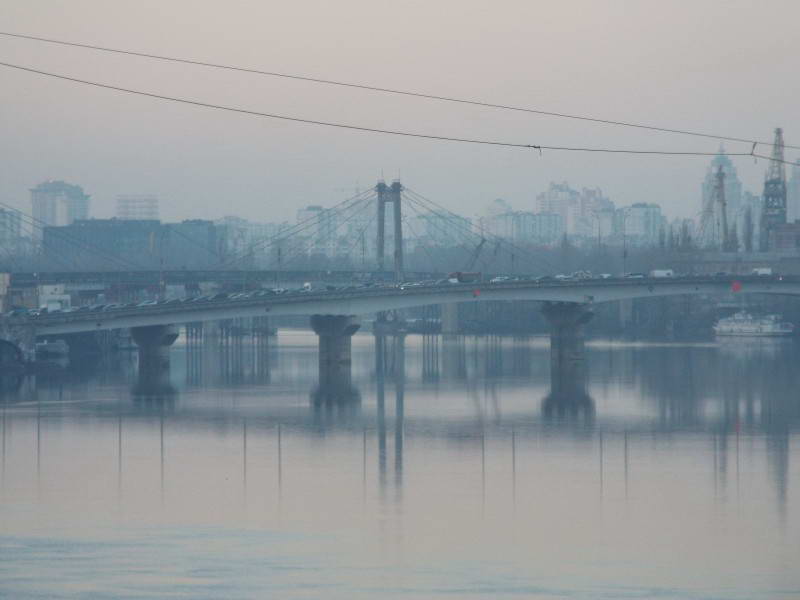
[1,274,796,393]
[12,274,796,332]
[8,269,439,287]
[3,178,799,392]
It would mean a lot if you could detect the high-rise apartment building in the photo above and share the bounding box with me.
[513,212,563,245]
[619,203,665,247]
[699,151,743,248]
[296,205,339,256]
[537,183,580,234]
[30,180,90,240]
[536,183,614,238]
[116,194,160,220]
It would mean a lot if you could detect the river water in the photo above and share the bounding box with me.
[1,331,798,599]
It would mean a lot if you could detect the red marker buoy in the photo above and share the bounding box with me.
[473,289,481,297]
[731,280,742,292]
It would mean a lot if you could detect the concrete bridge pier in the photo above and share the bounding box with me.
[440,303,460,335]
[541,302,594,420]
[310,315,361,408]
[131,325,178,380]
[542,302,593,379]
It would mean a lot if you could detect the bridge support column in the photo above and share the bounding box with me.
[311,314,360,386]
[131,324,179,378]
[441,303,460,335]
[541,302,593,394]
[618,299,633,332]
[541,303,594,420]
[310,315,361,409]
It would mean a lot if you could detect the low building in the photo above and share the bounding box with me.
[42,219,223,270]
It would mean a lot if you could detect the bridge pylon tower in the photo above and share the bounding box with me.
[376,180,404,282]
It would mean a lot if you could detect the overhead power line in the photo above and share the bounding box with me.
[0,60,766,160]
[1,30,797,151]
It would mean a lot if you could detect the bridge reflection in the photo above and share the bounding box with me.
[3,331,798,520]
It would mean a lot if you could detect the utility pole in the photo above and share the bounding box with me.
[621,209,630,275]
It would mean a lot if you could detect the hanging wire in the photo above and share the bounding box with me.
[1,30,797,151]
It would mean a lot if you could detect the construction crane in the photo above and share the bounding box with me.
[465,237,486,271]
[760,127,787,251]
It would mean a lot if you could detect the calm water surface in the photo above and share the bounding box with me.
[0,332,798,599]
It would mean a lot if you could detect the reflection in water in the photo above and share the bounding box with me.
[392,335,405,501]
[1,332,799,598]
[421,333,439,382]
[540,350,595,425]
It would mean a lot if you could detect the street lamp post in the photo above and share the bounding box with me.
[589,210,602,251]
[620,207,632,276]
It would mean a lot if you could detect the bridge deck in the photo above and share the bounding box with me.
[6,275,798,336]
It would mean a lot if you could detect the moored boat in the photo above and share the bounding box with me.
[713,312,794,337]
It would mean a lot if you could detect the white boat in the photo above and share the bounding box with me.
[713,312,794,337]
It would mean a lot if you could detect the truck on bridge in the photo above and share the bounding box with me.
[447,272,481,284]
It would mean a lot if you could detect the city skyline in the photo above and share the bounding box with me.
[1,1,798,224]
[16,141,800,255]
[2,5,799,599]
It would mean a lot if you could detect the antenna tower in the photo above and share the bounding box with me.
[759,128,787,251]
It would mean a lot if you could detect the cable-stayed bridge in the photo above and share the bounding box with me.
[1,274,796,387]
[1,179,796,394]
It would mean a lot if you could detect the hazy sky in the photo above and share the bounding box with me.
[1,0,798,224]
